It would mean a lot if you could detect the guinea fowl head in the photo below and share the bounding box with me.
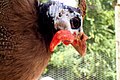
[38,0,88,56]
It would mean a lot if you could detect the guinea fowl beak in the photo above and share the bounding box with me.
[71,32,88,56]
[50,30,88,57]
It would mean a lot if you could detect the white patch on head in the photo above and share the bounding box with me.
[48,1,83,35]
[50,0,78,8]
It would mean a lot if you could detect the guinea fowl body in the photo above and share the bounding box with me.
[0,0,51,80]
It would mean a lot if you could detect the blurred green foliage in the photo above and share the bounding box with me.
[43,0,116,79]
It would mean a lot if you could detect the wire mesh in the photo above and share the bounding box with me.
[41,53,115,80]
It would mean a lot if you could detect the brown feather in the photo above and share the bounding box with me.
[0,0,51,80]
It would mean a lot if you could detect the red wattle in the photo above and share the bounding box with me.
[50,30,74,52]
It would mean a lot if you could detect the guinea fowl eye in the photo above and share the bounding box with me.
[70,17,81,29]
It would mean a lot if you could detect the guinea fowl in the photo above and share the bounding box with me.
[0,0,87,80]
